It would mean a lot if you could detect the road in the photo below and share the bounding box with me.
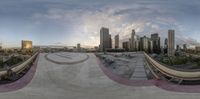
[0,53,199,99]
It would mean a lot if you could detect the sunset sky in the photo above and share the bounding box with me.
[0,0,200,48]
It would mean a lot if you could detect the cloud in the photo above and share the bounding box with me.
[31,1,200,47]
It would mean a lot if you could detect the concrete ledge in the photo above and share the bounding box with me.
[0,54,39,93]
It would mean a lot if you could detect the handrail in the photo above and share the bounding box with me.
[144,52,200,80]
[0,52,39,77]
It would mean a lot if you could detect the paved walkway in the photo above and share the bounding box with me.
[129,53,148,80]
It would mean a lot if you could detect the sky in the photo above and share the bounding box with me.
[0,0,200,48]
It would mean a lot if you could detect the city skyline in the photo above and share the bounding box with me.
[0,0,200,48]
[1,1,200,98]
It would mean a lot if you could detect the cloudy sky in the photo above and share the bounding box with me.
[0,0,200,48]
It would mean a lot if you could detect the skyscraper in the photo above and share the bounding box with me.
[151,33,161,54]
[135,35,140,51]
[164,38,168,54]
[100,27,111,52]
[140,36,149,52]
[148,39,153,53]
[168,30,175,56]
[130,29,135,51]
[115,34,119,48]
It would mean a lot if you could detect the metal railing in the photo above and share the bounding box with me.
[144,52,200,80]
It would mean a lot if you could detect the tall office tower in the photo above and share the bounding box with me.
[164,38,168,54]
[109,34,112,48]
[100,27,110,52]
[122,41,129,51]
[168,30,175,56]
[21,40,33,50]
[135,35,140,51]
[115,34,119,48]
[140,36,149,52]
[148,39,153,53]
[183,44,187,51]
[151,33,161,54]
[77,43,81,52]
[130,29,135,51]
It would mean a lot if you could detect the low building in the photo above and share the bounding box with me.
[21,40,33,50]
[183,44,187,51]
[176,45,180,51]
[196,46,200,52]
[77,43,81,52]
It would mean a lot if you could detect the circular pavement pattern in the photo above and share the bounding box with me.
[45,52,89,64]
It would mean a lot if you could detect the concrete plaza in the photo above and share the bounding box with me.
[0,53,199,99]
